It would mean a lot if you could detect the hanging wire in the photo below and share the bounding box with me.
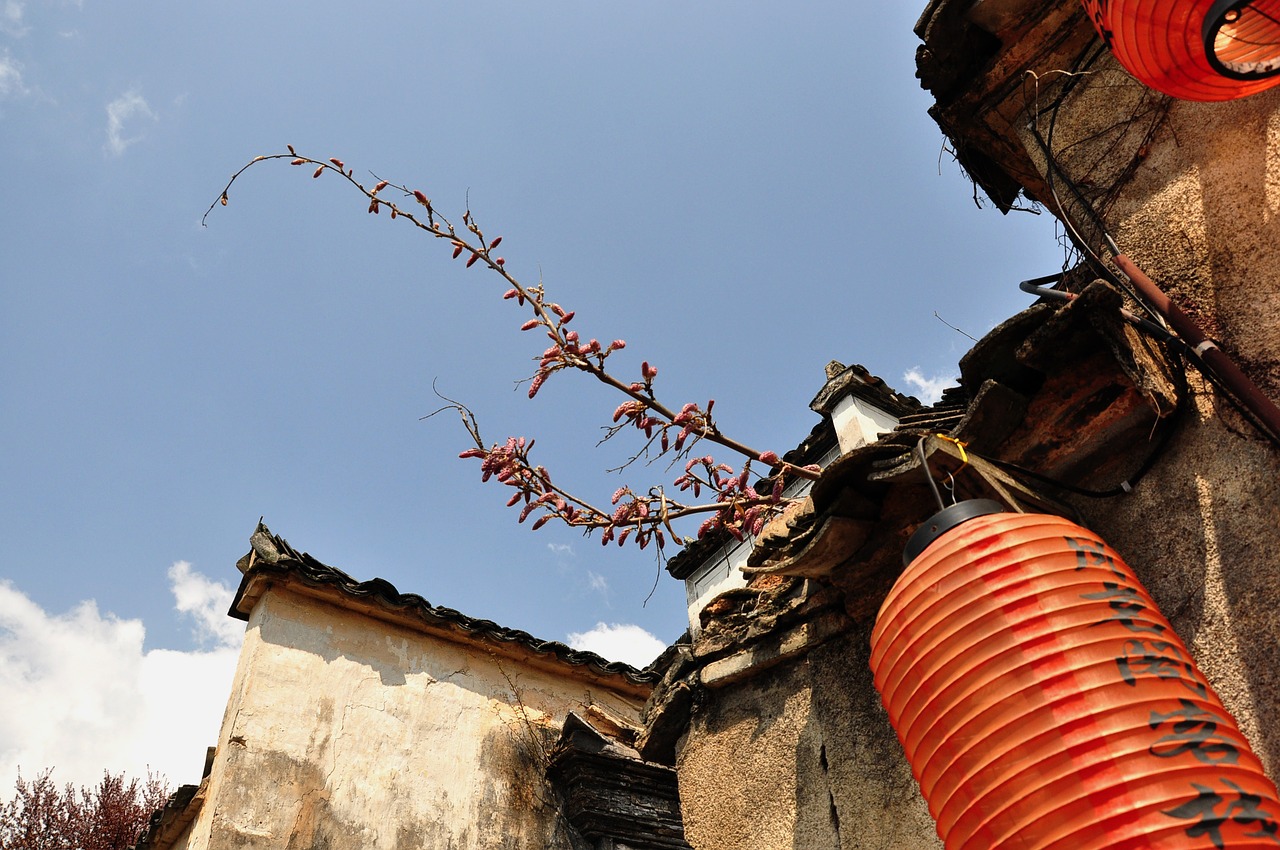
[1021,60,1280,450]
[917,436,948,512]
[1024,52,1168,327]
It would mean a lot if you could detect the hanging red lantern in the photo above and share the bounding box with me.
[1081,0,1280,101]
[870,501,1280,849]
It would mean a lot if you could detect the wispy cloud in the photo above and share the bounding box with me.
[104,89,156,156]
[0,50,26,99]
[586,571,608,593]
[168,560,241,649]
[0,1,27,37]
[902,368,956,406]
[0,565,242,790]
[566,622,666,668]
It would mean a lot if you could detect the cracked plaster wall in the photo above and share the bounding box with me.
[674,625,939,850]
[178,587,640,850]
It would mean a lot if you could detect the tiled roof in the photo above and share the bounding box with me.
[230,524,660,687]
[893,384,969,434]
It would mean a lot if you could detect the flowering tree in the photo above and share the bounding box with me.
[208,151,820,552]
[0,768,169,850]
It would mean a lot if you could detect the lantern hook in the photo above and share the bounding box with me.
[916,436,948,512]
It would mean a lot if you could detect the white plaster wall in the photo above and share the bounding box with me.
[830,395,900,454]
[181,586,644,850]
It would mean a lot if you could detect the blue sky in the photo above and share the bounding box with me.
[1,0,1066,789]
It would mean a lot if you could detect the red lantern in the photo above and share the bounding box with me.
[1081,0,1280,101]
[871,502,1280,849]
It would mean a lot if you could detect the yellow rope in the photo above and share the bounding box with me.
[933,434,969,471]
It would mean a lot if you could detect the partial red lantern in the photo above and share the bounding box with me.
[870,502,1280,849]
[1081,0,1280,101]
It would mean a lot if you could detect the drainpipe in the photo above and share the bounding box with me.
[1102,234,1280,443]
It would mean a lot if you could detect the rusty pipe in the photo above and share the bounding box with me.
[1106,246,1280,442]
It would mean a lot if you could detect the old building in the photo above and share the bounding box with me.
[136,530,687,850]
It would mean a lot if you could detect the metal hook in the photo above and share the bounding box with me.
[916,436,947,512]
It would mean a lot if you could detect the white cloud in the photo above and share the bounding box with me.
[104,89,156,156]
[0,564,242,792]
[169,560,241,648]
[902,368,956,406]
[586,571,608,593]
[566,622,666,668]
[0,51,25,99]
[0,1,27,37]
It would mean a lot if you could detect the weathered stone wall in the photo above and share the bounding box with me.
[180,587,643,850]
[1014,51,1280,780]
[654,582,940,850]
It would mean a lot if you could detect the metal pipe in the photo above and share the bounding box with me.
[1106,244,1280,442]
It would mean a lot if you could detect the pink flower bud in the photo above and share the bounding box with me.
[413,190,429,206]
[329,158,344,169]
[503,289,519,300]
[466,252,480,267]
[373,180,389,193]
[290,158,306,166]
[490,236,503,248]
[758,450,779,465]
[312,166,325,178]
[521,319,539,331]
[495,257,505,266]
[531,515,550,530]
[609,340,626,351]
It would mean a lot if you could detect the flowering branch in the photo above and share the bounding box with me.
[207,149,820,549]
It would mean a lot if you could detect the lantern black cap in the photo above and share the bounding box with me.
[904,500,1005,566]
